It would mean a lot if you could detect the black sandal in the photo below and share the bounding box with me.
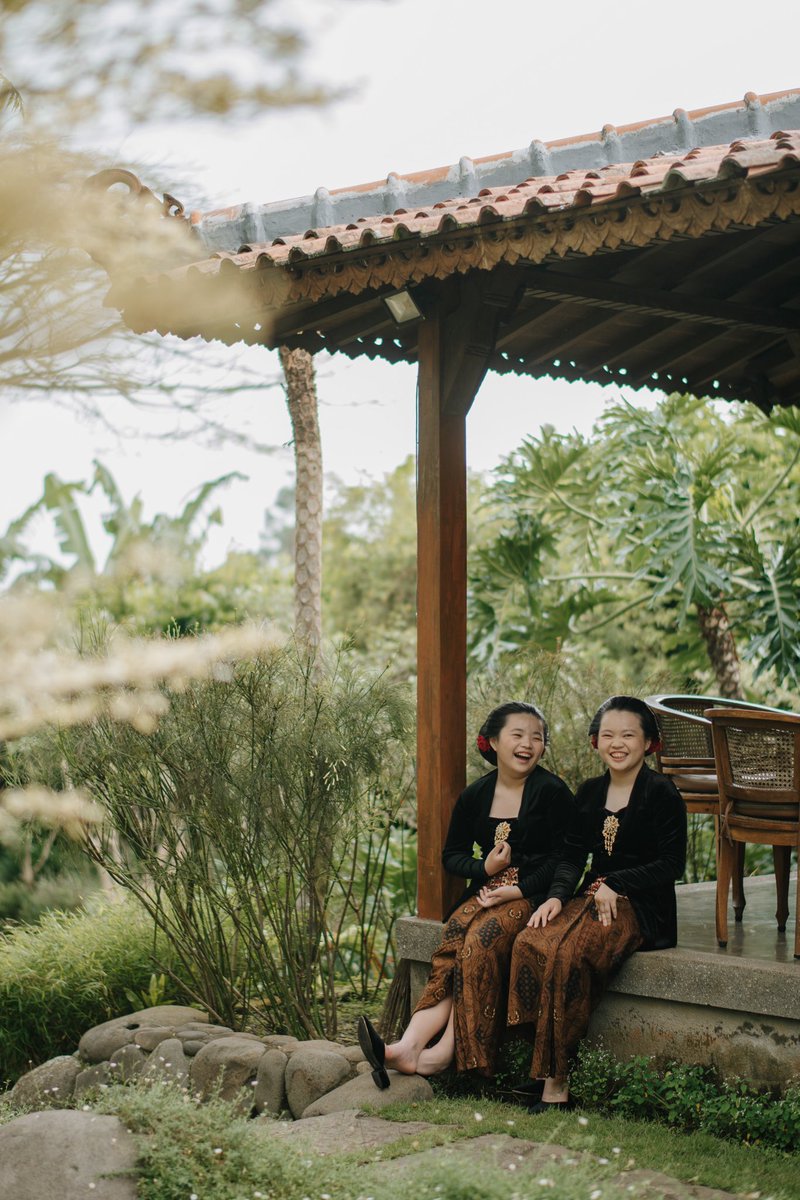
[357,1015,390,1090]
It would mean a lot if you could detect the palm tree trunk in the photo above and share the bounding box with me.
[279,346,322,649]
[696,604,744,699]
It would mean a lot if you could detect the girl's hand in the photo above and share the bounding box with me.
[485,840,512,875]
[592,883,619,926]
[527,897,562,928]
[476,884,522,908]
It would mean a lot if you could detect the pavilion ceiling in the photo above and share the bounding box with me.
[109,131,800,411]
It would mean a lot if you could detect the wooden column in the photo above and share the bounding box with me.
[415,271,522,920]
[416,306,468,920]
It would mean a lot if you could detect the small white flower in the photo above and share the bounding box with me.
[590,1190,603,1199]
[577,1115,589,1126]
[82,1105,91,1112]
[538,1179,554,1188]
[506,1119,515,1126]
[598,1157,609,1164]
[508,1163,517,1171]
[213,1148,222,1155]
[612,1147,620,1156]
[473,1111,483,1122]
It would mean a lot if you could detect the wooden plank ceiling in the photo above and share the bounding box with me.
[262,219,800,412]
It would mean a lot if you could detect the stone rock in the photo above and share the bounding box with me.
[256,1108,442,1156]
[182,1021,234,1034]
[261,1034,299,1051]
[141,1038,189,1087]
[174,1026,236,1052]
[253,1048,288,1116]
[78,1005,208,1064]
[339,1044,365,1065]
[285,1048,350,1119]
[131,1026,173,1052]
[74,1062,113,1098]
[180,1040,208,1057]
[0,1110,138,1199]
[284,1038,345,1058]
[108,1044,146,1082]
[355,1061,372,1075]
[9,1055,81,1109]
[189,1036,266,1110]
[302,1069,433,1117]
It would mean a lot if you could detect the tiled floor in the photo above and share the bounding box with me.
[677,873,798,964]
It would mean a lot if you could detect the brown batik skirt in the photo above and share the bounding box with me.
[507,895,643,1080]
[413,895,533,1076]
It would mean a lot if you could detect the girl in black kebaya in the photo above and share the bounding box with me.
[507,696,686,1110]
[359,701,574,1087]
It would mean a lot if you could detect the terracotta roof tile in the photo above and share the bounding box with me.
[155,131,800,284]
[183,90,800,253]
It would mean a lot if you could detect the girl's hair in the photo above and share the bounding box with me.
[588,695,660,747]
[477,701,549,765]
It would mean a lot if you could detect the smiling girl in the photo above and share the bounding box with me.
[507,695,686,1110]
[358,701,574,1087]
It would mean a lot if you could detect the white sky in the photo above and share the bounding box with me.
[3,0,798,566]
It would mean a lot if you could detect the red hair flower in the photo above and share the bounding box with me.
[476,734,492,752]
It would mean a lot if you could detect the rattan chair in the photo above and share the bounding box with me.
[645,695,785,921]
[706,707,800,959]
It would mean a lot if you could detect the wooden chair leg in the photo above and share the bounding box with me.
[716,834,736,948]
[733,841,746,922]
[773,845,791,932]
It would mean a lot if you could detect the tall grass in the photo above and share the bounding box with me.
[0,896,179,1085]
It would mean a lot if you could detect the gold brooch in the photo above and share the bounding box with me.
[602,813,620,855]
[494,820,512,844]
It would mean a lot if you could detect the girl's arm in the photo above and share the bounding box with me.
[516,779,576,898]
[441,787,489,884]
[605,782,687,895]
[546,803,591,901]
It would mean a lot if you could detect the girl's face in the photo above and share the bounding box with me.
[596,709,648,774]
[491,713,546,778]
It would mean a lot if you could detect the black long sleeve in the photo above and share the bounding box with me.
[547,764,687,950]
[441,767,575,914]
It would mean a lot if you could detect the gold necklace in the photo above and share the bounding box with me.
[602,813,620,855]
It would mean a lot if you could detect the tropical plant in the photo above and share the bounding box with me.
[471,395,800,698]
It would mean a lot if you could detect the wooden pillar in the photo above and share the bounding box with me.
[416,306,467,920]
[414,270,521,921]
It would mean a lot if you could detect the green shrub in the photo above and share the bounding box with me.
[58,642,414,1038]
[0,871,100,925]
[0,896,182,1086]
[571,1045,800,1152]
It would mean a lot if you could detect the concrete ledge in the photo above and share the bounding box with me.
[395,880,800,1091]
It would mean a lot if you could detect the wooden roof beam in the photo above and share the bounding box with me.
[522,267,800,336]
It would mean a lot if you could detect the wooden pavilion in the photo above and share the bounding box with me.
[102,88,800,929]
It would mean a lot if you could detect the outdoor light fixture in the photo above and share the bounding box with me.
[382,289,424,325]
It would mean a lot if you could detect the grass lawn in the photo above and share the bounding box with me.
[2,1081,796,1199]
[377,1094,799,1200]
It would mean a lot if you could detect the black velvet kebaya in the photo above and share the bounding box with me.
[442,765,576,914]
[548,762,687,949]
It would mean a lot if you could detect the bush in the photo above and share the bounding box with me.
[571,1044,800,1153]
[0,871,100,925]
[0,896,182,1086]
[58,641,414,1039]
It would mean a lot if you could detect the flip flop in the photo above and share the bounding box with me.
[357,1015,390,1090]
